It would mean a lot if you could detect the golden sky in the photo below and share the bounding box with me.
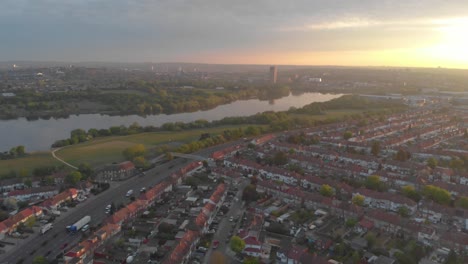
[2,1,468,69]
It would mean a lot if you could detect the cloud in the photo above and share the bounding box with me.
[1,0,468,63]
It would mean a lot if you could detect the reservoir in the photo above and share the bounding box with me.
[0,92,342,151]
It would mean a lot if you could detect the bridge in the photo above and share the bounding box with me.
[170,152,207,161]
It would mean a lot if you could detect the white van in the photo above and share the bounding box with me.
[126,190,134,197]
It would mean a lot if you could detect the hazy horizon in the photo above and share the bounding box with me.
[2,1,468,69]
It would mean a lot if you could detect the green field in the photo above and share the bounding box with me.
[0,152,60,176]
[0,107,394,177]
[55,125,258,167]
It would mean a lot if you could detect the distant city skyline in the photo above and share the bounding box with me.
[1,1,468,69]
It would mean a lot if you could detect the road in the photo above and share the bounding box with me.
[0,140,243,264]
[203,179,248,264]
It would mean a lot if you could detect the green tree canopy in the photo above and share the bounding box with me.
[423,185,451,205]
[123,144,147,160]
[78,163,94,180]
[371,141,381,156]
[401,185,421,202]
[343,131,353,140]
[427,157,438,169]
[230,236,246,254]
[33,256,49,264]
[242,184,258,203]
[320,184,334,197]
[65,171,82,186]
[272,151,288,166]
[365,175,386,191]
[352,194,365,206]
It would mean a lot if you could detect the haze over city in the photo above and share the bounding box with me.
[2,0,468,68]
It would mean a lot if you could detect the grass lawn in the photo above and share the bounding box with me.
[55,125,261,167]
[0,152,60,176]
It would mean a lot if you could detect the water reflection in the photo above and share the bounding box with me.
[0,92,342,151]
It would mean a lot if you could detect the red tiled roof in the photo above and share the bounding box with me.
[119,161,135,171]
[41,188,78,208]
[359,218,374,230]
[368,210,401,226]
[244,236,261,246]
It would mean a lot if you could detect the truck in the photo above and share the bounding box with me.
[66,215,91,232]
[41,223,53,234]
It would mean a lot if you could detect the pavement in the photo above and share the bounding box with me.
[0,139,244,264]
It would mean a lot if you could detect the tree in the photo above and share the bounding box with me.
[65,171,82,185]
[17,200,29,209]
[457,196,468,209]
[242,184,258,202]
[123,144,147,160]
[165,152,174,161]
[345,218,358,228]
[209,251,227,264]
[33,256,49,264]
[320,184,334,197]
[24,178,32,188]
[78,163,93,180]
[133,156,148,168]
[427,157,438,169]
[3,197,17,210]
[45,176,55,185]
[445,250,461,264]
[25,216,36,228]
[352,194,365,206]
[365,175,386,191]
[230,236,245,254]
[398,206,410,217]
[365,233,376,249]
[402,185,421,202]
[423,185,451,205]
[449,159,464,171]
[395,149,411,161]
[371,141,381,156]
[16,145,26,156]
[343,131,353,140]
[272,151,288,166]
[351,251,361,264]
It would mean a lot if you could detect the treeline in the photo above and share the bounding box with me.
[0,145,26,160]
[0,164,62,180]
[52,95,405,148]
[0,83,290,119]
[293,95,406,115]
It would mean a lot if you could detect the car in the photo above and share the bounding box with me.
[212,240,219,249]
[126,189,134,197]
[229,216,234,222]
[45,250,52,256]
[61,243,68,249]
[197,247,208,253]
[82,224,90,232]
[140,187,146,193]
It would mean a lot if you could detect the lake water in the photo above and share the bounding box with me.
[0,92,342,152]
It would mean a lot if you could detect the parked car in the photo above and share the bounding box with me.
[212,240,219,249]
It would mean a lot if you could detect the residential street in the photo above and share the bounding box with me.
[0,140,243,264]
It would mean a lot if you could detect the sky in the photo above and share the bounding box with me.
[1,0,468,68]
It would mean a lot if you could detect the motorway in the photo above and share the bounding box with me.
[0,140,243,264]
